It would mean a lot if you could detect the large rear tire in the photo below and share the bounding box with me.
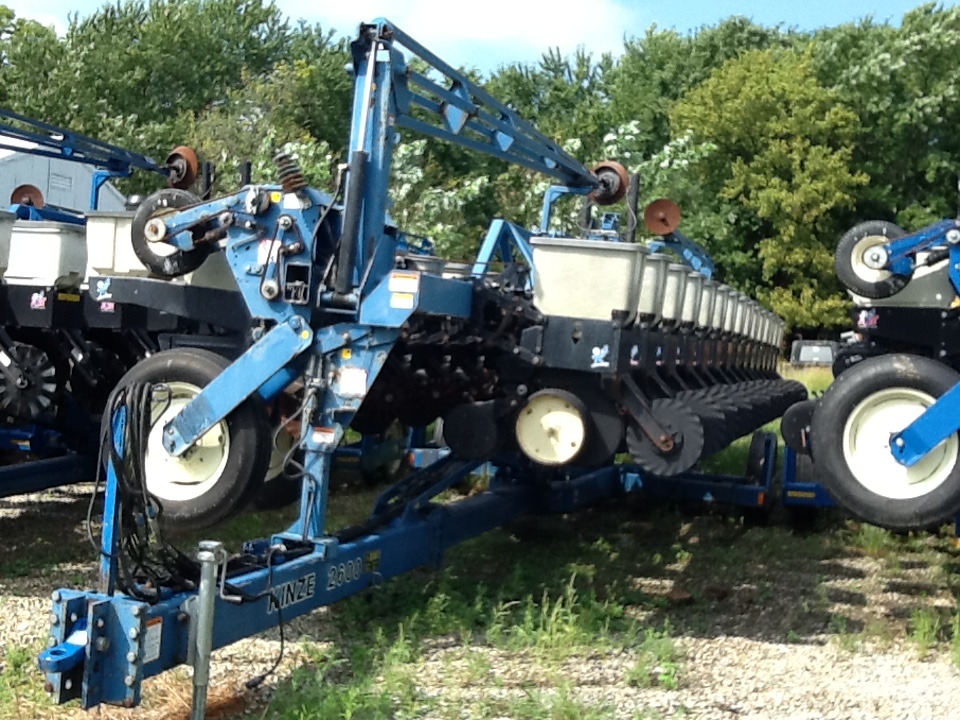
[113,348,270,531]
[810,354,960,531]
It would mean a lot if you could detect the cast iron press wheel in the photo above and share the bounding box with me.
[809,354,960,531]
[626,397,705,477]
[835,221,911,299]
[131,189,212,278]
[114,348,271,531]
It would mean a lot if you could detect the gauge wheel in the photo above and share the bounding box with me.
[131,189,212,278]
[835,221,910,299]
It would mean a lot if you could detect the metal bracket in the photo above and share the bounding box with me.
[164,317,314,456]
[618,374,676,453]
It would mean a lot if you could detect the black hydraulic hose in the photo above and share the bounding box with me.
[335,149,369,295]
[626,173,640,244]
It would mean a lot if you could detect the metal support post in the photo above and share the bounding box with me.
[191,541,222,720]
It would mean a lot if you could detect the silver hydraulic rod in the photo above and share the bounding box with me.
[191,541,222,720]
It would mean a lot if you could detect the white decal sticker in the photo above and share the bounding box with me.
[143,617,162,664]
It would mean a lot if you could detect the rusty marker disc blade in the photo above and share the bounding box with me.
[10,183,44,208]
[165,145,199,189]
[644,198,681,236]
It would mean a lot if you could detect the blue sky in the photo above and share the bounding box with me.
[10,0,956,73]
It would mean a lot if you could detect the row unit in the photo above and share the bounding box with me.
[531,236,785,347]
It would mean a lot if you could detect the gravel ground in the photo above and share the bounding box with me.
[3,484,960,720]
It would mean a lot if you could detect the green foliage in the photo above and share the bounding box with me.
[910,608,943,656]
[3,3,960,331]
[625,623,682,690]
[672,49,866,327]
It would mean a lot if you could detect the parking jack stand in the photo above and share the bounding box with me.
[192,541,221,720]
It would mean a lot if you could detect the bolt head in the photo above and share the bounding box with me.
[51,591,61,603]
[129,628,139,640]
[126,651,137,663]
[95,637,110,652]
[124,675,136,687]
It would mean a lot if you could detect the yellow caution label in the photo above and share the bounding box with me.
[270,191,283,204]
[786,490,817,499]
[57,293,81,302]
[390,292,415,309]
[388,272,420,294]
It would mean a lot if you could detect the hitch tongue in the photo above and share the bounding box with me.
[39,619,87,674]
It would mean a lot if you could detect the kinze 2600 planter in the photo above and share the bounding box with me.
[38,19,804,712]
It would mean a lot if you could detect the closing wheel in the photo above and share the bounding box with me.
[115,348,271,531]
[131,189,212,278]
[0,343,61,421]
[515,389,588,466]
[781,399,817,455]
[835,221,910,299]
[626,398,705,477]
[810,354,960,531]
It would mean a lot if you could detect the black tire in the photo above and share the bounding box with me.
[831,341,885,379]
[809,354,960,531]
[113,348,270,531]
[253,469,304,511]
[781,399,817,454]
[131,189,212,278]
[835,221,910,299]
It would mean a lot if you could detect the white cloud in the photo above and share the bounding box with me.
[277,0,647,72]
[6,0,68,35]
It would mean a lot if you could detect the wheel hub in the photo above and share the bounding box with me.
[515,389,587,466]
[842,387,958,500]
[145,382,231,502]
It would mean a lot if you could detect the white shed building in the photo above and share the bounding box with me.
[0,137,126,212]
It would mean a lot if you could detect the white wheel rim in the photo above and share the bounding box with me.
[515,393,586,465]
[144,381,231,502]
[849,234,893,285]
[842,387,958,500]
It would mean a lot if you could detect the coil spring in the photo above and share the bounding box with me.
[274,151,307,194]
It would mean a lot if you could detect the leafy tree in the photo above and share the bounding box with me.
[672,48,867,328]
[813,3,960,228]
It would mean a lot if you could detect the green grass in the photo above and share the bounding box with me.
[625,623,681,690]
[910,608,943,657]
[951,613,960,668]
[779,364,835,395]
[0,643,49,720]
